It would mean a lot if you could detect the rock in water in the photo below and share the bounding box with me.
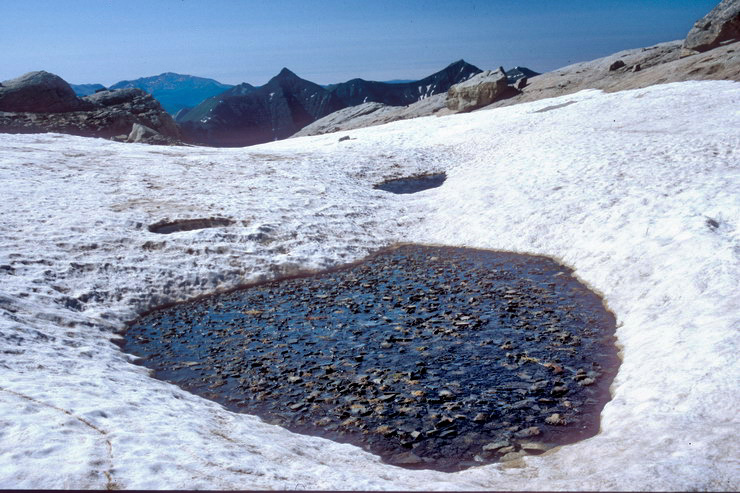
[684,0,740,53]
[0,71,94,113]
[446,68,509,113]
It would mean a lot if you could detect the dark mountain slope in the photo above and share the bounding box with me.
[505,66,540,83]
[179,68,345,147]
[70,83,106,97]
[176,82,257,124]
[328,59,482,107]
[110,72,233,114]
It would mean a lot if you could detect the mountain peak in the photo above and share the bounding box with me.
[277,67,298,78]
[447,59,468,67]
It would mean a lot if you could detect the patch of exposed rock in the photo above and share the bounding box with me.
[0,71,181,144]
[446,68,510,113]
[483,40,740,112]
[684,0,740,53]
[292,94,452,137]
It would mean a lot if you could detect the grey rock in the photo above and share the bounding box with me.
[0,71,94,113]
[684,0,740,52]
[545,413,566,425]
[513,77,528,90]
[514,426,541,438]
[446,68,509,113]
[519,441,551,452]
[126,123,171,145]
[390,451,423,465]
[482,440,510,451]
[499,451,526,462]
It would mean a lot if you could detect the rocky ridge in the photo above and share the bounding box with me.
[327,60,482,107]
[0,71,181,144]
[179,61,483,147]
[293,1,740,138]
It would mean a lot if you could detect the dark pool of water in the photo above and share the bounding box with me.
[374,173,446,194]
[121,244,619,471]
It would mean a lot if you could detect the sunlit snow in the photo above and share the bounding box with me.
[0,81,738,490]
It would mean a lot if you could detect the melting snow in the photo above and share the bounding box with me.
[0,81,738,490]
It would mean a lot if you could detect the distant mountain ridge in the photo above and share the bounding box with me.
[179,68,344,147]
[109,72,233,115]
[326,60,482,107]
[70,83,106,97]
[179,60,484,147]
[505,66,540,83]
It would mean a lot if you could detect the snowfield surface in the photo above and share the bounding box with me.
[0,81,738,490]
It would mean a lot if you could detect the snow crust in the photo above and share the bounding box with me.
[0,80,738,490]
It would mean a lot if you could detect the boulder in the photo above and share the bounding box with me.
[0,71,94,113]
[684,0,740,52]
[126,123,173,145]
[445,68,509,113]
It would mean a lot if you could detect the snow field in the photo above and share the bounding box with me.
[0,80,738,490]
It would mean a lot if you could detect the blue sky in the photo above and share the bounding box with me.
[2,0,717,86]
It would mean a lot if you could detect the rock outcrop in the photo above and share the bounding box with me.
[683,0,740,52]
[126,122,178,145]
[292,94,452,138]
[0,72,181,143]
[482,40,739,113]
[0,71,94,113]
[446,68,509,113]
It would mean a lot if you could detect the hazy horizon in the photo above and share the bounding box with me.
[2,0,717,87]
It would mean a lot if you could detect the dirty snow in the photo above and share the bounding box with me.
[0,80,738,490]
